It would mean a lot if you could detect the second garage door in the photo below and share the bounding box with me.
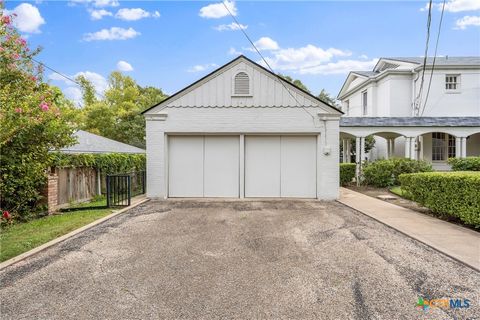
[245,136,317,198]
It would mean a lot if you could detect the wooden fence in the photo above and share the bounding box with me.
[56,167,99,206]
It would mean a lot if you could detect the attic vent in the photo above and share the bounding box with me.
[233,72,250,95]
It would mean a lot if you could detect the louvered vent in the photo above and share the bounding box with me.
[234,72,250,95]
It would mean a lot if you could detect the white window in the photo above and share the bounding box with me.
[432,133,456,161]
[445,74,460,91]
[362,91,368,115]
[432,132,446,161]
[344,100,350,115]
[233,71,250,96]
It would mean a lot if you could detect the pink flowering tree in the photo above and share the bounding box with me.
[0,8,76,220]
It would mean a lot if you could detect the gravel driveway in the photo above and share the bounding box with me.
[1,200,478,319]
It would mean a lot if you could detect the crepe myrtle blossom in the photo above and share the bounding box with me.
[39,101,49,111]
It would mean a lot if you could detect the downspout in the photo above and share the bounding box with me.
[411,69,420,116]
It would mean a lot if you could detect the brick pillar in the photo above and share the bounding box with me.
[46,173,58,214]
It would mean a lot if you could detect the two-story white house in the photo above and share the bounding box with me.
[337,57,480,170]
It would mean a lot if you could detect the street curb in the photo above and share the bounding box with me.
[336,199,480,273]
[0,198,150,271]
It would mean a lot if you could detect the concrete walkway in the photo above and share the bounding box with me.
[338,187,480,271]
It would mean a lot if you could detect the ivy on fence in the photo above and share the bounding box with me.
[50,152,146,174]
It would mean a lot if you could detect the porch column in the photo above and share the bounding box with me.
[355,137,362,185]
[410,137,417,160]
[345,139,351,163]
[391,138,396,156]
[404,137,411,158]
[342,139,348,163]
[461,137,467,158]
[360,137,366,163]
[455,137,462,158]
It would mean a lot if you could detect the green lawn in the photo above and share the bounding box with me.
[0,204,113,262]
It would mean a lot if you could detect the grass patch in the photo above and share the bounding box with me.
[390,186,406,197]
[0,206,113,262]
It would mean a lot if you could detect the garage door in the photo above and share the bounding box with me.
[168,136,239,197]
[245,136,316,198]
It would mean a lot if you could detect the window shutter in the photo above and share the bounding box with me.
[234,72,250,95]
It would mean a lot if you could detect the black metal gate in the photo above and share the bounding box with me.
[106,174,131,207]
[106,171,146,207]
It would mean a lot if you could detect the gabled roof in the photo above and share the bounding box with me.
[351,71,378,77]
[338,56,480,99]
[340,117,480,127]
[142,55,342,115]
[59,130,145,154]
[383,56,480,66]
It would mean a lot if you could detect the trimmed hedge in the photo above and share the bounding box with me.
[399,172,480,228]
[362,158,432,187]
[448,157,480,171]
[340,163,356,186]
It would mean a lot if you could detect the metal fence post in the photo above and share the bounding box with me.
[106,175,110,208]
[127,175,131,206]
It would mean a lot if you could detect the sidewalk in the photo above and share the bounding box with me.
[338,187,480,271]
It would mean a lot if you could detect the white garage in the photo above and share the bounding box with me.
[143,55,342,200]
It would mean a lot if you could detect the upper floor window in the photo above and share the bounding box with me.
[362,91,368,115]
[233,71,250,96]
[445,74,460,91]
[344,100,350,115]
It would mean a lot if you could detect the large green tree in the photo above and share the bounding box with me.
[0,10,77,219]
[278,74,310,93]
[78,72,167,148]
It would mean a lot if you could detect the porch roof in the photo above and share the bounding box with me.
[340,117,480,127]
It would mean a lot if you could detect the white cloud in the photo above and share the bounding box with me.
[422,0,480,12]
[64,87,83,106]
[187,63,218,73]
[297,59,379,75]
[115,8,160,21]
[89,9,112,20]
[49,71,108,105]
[3,3,45,33]
[69,0,119,7]
[214,22,247,31]
[455,15,480,29]
[93,0,119,7]
[228,47,242,55]
[117,60,134,72]
[359,54,369,59]
[253,37,279,51]
[262,44,351,71]
[199,0,236,19]
[83,27,140,41]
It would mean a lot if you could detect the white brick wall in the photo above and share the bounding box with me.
[145,107,340,200]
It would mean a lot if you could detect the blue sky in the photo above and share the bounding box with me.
[3,0,480,105]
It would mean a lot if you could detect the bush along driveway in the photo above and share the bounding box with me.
[1,200,479,319]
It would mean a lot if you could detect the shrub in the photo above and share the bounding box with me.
[340,163,356,186]
[0,12,76,220]
[448,157,480,171]
[399,172,480,228]
[362,158,433,187]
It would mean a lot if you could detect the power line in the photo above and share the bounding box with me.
[420,0,446,116]
[31,57,106,100]
[415,0,433,116]
[221,2,317,123]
